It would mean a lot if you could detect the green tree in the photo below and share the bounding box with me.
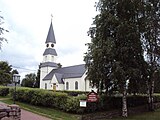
[21,73,36,87]
[34,68,40,88]
[0,61,12,85]
[141,0,160,111]
[0,11,8,49]
[85,0,146,117]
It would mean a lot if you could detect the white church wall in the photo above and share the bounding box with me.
[81,72,97,92]
[40,66,54,89]
[85,79,97,92]
[41,80,64,90]
[64,77,85,91]
[62,72,97,92]
[40,80,51,90]
[57,84,64,90]
[40,67,46,89]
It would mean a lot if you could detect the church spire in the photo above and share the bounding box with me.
[42,17,58,63]
[45,19,56,44]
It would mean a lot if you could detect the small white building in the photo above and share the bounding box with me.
[40,20,96,92]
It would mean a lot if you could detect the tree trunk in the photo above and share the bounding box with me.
[146,81,151,109]
[146,78,155,111]
[122,84,128,117]
[150,79,155,111]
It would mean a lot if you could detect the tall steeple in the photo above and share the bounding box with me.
[42,19,58,64]
[45,21,56,44]
[40,17,59,89]
[40,19,58,87]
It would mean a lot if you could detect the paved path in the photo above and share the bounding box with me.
[0,101,52,120]
[21,109,51,120]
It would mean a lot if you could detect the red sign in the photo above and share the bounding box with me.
[87,91,98,102]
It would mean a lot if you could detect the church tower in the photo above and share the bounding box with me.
[40,20,58,89]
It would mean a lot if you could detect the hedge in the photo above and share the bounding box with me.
[2,87,160,113]
[9,87,86,113]
[0,86,9,96]
[96,95,148,111]
[52,90,89,96]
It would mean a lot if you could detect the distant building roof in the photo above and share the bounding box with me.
[43,64,86,81]
[43,48,57,56]
[45,21,56,44]
[40,62,58,68]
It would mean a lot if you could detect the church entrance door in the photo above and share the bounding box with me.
[53,83,56,90]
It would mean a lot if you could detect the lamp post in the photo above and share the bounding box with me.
[13,74,20,104]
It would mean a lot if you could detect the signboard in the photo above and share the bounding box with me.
[80,100,87,107]
[87,90,98,102]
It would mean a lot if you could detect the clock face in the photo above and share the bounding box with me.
[46,44,49,47]
[51,44,54,47]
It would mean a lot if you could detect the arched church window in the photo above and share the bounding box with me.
[75,81,78,90]
[66,82,69,90]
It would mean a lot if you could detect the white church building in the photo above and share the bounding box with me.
[40,21,95,92]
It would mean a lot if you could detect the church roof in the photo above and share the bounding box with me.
[45,21,56,44]
[43,64,86,81]
[55,73,64,84]
[43,48,57,56]
[40,62,58,68]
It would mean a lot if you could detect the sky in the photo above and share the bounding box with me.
[0,0,98,79]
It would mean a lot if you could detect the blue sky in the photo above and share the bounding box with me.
[0,0,98,78]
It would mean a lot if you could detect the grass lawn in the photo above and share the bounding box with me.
[103,109,160,120]
[0,98,80,120]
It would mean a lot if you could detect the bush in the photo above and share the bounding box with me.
[7,87,160,114]
[65,95,86,113]
[55,90,89,96]
[13,87,88,113]
[0,86,9,96]
[153,94,160,103]
[96,95,149,111]
[14,87,68,110]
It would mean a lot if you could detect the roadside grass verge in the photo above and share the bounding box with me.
[0,98,80,120]
[103,109,160,120]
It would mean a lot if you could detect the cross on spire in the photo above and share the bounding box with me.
[51,14,53,21]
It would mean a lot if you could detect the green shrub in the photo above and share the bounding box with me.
[127,95,148,107]
[54,90,89,96]
[8,87,160,114]
[52,92,69,109]
[65,95,86,113]
[154,95,160,103]
[0,86,9,96]
[14,87,68,110]
[96,95,148,111]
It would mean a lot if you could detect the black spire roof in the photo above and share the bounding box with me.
[45,21,56,44]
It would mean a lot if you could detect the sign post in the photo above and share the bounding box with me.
[87,90,99,112]
[87,90,98,102]
[79,100,87,120]
[79,90,99,120]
